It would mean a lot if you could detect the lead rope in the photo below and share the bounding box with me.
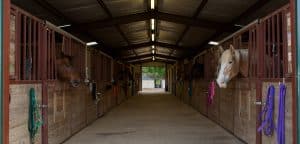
[28,88,43,144]
[257,85,275,136]
[207,81,215,105]
[277,83,286,144]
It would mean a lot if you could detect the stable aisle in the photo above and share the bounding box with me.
[64,92,243,144]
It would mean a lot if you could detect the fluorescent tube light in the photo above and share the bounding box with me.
[151,19,155,30]
[208,41,219,46]
[151,0,155,9]
[151,33,155,41]
[86,42,98,46]
[57,24,71,28]
[152,49,155,54]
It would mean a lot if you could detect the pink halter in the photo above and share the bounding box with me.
[208,81,216,105]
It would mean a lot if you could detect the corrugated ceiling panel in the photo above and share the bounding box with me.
[198,0,258,23]
[90,27,128,47]
[157,20,185,44]
[120,21,149,44]
[179,27,216,47]
[103,0,147,17]
[158,0,203,17]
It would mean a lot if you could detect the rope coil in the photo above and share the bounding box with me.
[257,85,275,136]
[277,83,286,144]
[28,88,43,143]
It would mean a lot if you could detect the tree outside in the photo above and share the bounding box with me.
[142,67,165,88]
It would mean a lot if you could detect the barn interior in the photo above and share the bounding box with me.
[7,0,296,144]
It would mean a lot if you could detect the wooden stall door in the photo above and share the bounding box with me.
[234,79,256,143]
[261,82,293,144]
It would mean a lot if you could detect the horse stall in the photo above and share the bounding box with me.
[174,4,294,144]
[8,5,131,144]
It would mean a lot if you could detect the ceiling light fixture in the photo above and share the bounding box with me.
[152,49,155,54]
[152,45,155,49]
[57,24,71,28]
[151,19,155,30]
[152,56,155,61]
[86,41,98,46]
[151,0,155,9]
[208,41,219,46]
[234,24,244,28]
[151,33,155,41]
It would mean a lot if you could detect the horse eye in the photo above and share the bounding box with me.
[229,61,233,64]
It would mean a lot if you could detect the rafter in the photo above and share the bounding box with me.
[33,0,115,56]
[123,54,180,61]
[194,0,271,55]
[70,10,231,31]
[118,41,194,51]
[128,58,175,64]
[95,0,136,56]
[174,0,208,55]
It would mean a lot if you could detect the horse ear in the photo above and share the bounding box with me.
[230,45,235,51]
[230,45,235,54]
[219,46,224,53]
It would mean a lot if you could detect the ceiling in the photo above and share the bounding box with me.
[12,0,289,64]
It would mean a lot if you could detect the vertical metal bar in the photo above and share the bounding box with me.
[256,18,264,144]
[53,31,56,80]
[253,28,257,77]
[268,18,272,78]
[51,30,55,79]
[293,0,300,143]
[16,12,21,80]
[250,29,253,77]
[276,13,281,78]
[271,15,276,78]
[282,10,288,76]
[41,22,48,144]
[2,0,11,143]
[37,21,41,80]
[32,20,37,80]
[47,30,50,79]
[28,18,32,80]
[22,15,26,80]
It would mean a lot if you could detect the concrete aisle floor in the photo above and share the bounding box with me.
[64,92,243,144]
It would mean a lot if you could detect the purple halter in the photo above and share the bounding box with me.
[257,85,275,136]
[277,83,286,144]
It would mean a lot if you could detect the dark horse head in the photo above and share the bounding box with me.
[56,53,81,87]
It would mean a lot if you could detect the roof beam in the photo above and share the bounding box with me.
[33,0,115,56]
[118,41,194,51]
[128,58,175,64]
[96,0,136,56]
[70,10,231,31]
[123,54,180,61]
[174,0,208,55]
[193,0,271,55]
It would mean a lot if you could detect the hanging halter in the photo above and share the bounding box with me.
[277,83,286,144]
[207,81,216,105]
[257,85,275,136]
[28,88,43,144]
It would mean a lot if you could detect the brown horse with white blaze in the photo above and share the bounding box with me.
[216,45,248,88]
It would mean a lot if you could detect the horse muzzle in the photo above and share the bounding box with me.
[70,80,80,87]
[216,79,227,88]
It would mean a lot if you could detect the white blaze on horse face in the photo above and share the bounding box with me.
[216,59,231,88]
[216,48,236,88]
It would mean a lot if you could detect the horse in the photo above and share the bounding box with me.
[56,53,81,87]
[216,45,248,88]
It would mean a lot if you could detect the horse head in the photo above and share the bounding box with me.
[56,53,81,87]
[216,45,249,88]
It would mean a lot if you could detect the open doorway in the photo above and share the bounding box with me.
[142,66,165,92]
